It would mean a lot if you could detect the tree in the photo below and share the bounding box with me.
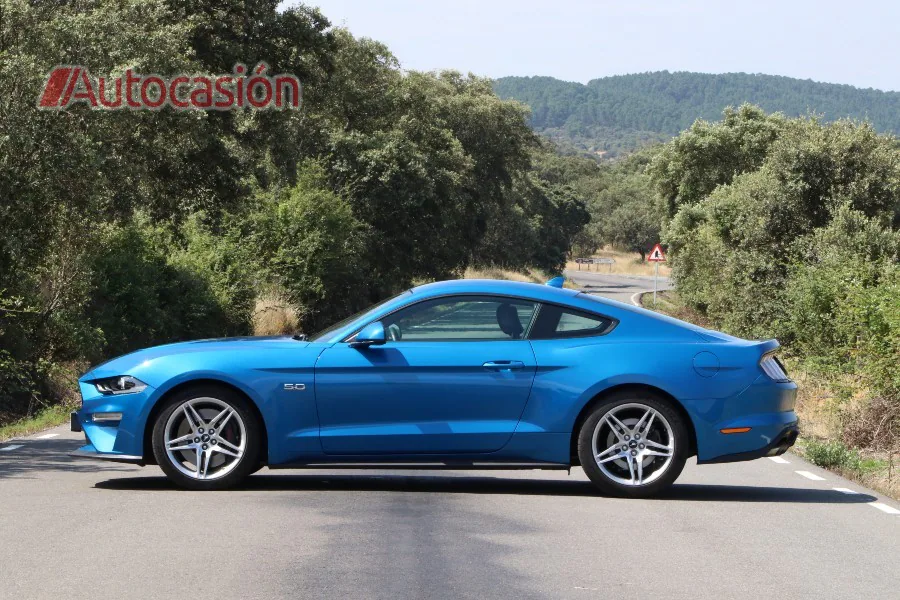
[661,111,900,337]
[648,104,785,216]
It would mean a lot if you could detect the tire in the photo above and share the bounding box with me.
[577,391,689,498]
[152,385,262,490]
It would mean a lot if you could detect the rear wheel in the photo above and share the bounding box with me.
[152,385,261,490]
[577,392,688,498]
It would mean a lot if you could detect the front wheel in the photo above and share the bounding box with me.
[577,393,689,498]
[151,385,261,490]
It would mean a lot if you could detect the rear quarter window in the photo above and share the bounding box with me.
[528,304,615,339]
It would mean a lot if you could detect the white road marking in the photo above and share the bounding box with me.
[0,444,24,452]
[795,470,826,481]
[34,433,59,439]
[768,456,790,464]
[833,487,900,515]
[870,503,900,515]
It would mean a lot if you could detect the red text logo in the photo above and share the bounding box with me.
[38,63,301,111]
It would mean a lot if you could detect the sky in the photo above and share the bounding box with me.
[283,0,900,92]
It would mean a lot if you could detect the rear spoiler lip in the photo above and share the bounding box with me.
[695,329,782,354]
[756,339,781,355]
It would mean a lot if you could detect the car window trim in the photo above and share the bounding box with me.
[342,293,618,343]
[527,303,619,340]
[342,293,541,343]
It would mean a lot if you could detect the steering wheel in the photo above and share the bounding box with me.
[387,323,402,341]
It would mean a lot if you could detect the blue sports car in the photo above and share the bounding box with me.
[71,278,798,497]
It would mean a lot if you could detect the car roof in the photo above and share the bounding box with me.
[411,279,732,342]
[315,278,724,344]
[410,279,580,303]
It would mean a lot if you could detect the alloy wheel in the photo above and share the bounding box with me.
[163,397,246,480]
[591,402,675,486]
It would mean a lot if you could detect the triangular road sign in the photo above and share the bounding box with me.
[648,243,666,262]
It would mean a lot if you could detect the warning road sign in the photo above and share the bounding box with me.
[648,244,666,262]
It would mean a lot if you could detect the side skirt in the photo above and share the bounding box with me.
[268,461,570,471]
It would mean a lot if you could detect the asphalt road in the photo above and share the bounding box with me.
[564,269,671,304]
[2,275,898,600]
[1,426,898,599]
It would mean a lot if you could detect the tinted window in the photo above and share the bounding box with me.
[529,305,613,339]
[380,296,538,341]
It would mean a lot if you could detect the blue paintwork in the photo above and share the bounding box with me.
[353,321,386,345]
[545,276,565,288]
[73,279,798,467]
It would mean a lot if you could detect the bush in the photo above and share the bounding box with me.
[0,349,38,419]
[86,213,254,359]
[804,439,864,471]
[660,115,900,341]
[170,215,257,337]
[250,165,369,334]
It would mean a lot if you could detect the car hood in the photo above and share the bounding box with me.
[80,336,313,383]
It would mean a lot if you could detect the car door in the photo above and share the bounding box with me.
[314,295,539,455]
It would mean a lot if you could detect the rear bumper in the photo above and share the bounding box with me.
[697,424,799,464]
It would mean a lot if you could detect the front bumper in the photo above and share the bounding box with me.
[69,443,144,464]
[71,378,155,459]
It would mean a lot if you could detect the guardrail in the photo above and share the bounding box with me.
[574,257,615,272]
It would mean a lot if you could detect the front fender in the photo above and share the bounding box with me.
[77,339,326,463]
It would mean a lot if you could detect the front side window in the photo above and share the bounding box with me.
[310,291,412,342]
[380,296,538,341]
[529,304,614,339]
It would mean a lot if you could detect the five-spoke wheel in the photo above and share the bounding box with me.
[578,392,688,497]
[152,385,261,490]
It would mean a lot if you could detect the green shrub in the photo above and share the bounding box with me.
[250,164,369,334]
[86,213,254,359]
[782,209,900,395]
[0,349,38,418]
[170,214,257,338]
[804,439,864,471]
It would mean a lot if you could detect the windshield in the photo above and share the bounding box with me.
[309,290,412,342]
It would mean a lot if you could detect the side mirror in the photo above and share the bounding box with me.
[349,321,386,349]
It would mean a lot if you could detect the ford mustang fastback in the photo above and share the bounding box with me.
[71,278,798,497]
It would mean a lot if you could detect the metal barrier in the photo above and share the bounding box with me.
[574,257,615,272]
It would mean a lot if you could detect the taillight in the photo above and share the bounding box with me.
[760,353,790,382]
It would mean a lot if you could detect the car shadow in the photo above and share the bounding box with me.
[94,473,877,503]
[0,438,137,480]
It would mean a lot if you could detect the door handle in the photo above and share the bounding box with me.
[482,360,525,371]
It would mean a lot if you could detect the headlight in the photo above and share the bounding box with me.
[93,375,148,395]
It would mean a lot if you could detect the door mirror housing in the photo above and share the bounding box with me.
[349,321,386,349]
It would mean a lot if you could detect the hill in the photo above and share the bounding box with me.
[493,72,900,158]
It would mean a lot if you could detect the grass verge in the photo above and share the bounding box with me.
[0,402,75,442]
[642,290,900,500]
